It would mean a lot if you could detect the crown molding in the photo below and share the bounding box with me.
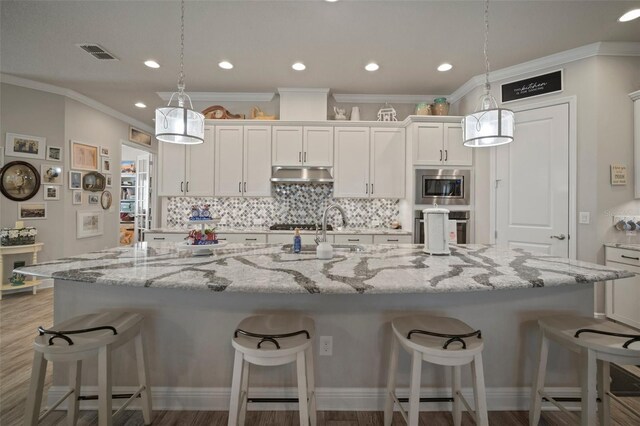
[157,91,275,102]
[630,90,640,101]
[332,94,445,104]
[277,87,329,94]
[0,73,154,133]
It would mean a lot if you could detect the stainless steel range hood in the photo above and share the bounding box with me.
[270,166,334,183]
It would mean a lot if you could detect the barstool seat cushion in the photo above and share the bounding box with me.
[392,315,484,356]
[232,314,315,358]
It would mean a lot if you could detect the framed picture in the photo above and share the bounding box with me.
[129,126,152,147]
[40,164,63,185]
[5,133,46,159]
[121,160,136,174]
[1,148,5,168]
[77,211,103,239]
[105,174,112,188]
[69,171,82,189]
[72,190,82,205]
[101,190,112,210]
[82,171,106,192]
[43,185,60,200]
[100,146,110,156]
[88,194,99,204]
[70,140,98,171]
[18,202,47,220]
[46,146,62,162]
[101,157,111,173]
[0,161,41,201]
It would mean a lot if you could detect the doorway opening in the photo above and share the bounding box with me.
[120,143,155,246]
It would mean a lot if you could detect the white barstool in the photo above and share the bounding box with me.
[24,311,153,426]
[228,314,316,426]
[530,315,640,426]
[384,315,488,426]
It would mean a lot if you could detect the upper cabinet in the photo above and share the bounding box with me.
[413,122,472,166]
[370,128,406,198]
[631,90,640,198]
[272,126,333,167]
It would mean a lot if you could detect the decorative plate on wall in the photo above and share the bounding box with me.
[100,190,112,210]
[82,171,106,192]
[0,161,41,201]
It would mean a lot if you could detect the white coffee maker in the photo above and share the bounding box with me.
[422,206,451,255]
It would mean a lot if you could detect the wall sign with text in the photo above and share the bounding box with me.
[610,164,628,186]
[501,70,563,103]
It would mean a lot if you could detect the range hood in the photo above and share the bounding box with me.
[270,166,334,183]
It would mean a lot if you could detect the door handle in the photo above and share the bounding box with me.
[186,181,189,192]
[347,238,360,242]
[153,237,165,240]
[621,255,640,261]
[245,238,257,241]
[387,239,399,242]
[371,183,374,194]
[365,183,369,194]
[239,182,242,193]
[180,181,184,192]
[244,182,247,192]
[304,152,307,163]
[550,234,566,240]
[440,150,443,161]
[299,152,302,163]
[444,150,448,161]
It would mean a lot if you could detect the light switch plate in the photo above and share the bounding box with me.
[579,212,590,224]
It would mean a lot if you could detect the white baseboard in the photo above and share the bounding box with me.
[47,386,581,412]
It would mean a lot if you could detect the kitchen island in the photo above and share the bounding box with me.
[17,243,633,411]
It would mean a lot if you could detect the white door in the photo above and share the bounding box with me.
[443,123,473,166]
[370,127,405,198]
[215,126,244,196]
[495,103,569,256]
[272,126,303,166]
[185,126,215,196]
[334,127,370,198]
[243,126,271,197]
[157,142,186,196]
[413,123,444,165]
[303,127,333,166]
[135,153,150,243]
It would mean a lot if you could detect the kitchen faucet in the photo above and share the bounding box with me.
[315,203,348,245]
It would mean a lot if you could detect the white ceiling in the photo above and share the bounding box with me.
[1,0,640,125]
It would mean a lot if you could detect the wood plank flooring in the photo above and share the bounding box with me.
[2,288,639,425]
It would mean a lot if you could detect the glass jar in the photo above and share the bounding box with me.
[431,97,449,116]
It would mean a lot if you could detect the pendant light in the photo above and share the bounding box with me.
[462,0,514,148]
[155,0,204,145]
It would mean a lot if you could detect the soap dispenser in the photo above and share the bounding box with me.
[293,228,302,253]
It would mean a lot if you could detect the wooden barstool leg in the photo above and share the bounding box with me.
[24,351,47,426]
[67,360,82,426]
[305,346,317,426]
[97,345,113,426]
[597,360,611,426]
[452,365,462,426]
[296,351,310,426]
[383,336,400,426]
[529,331,549,426]
[408,349,423,426]
[580,349,597,426]
[228,350,244,426]
[238,360,250,426]
[471,353,489,426]
[134,332,153,425]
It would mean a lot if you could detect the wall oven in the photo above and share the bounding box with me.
[414,210,470,244]
[415,169,470,206]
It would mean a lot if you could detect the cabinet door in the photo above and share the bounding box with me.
[606,261,640,329]
[272,126,303,166]
[243,126,272,197]
[215,126,244,196]
[444,123,473,166]
[157,142,186,196]
[334,127,370,198]
[413,123,444,165]
[185,126,215,196]
[303,126,333,166]
[373,235,413,244]
[370,127,405,198]
[334,234,374,245]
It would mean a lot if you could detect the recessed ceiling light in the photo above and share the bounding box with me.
[325,0,339,2]
[437,63,453,72]
[365,62,379,72]
[292,62,306,71]
[218,61,234,70]
[135,102,147,108]
[619,9,640,22]
[144,60,160,69]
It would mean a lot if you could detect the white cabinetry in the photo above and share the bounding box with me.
[334,234,374,245]
[272,126,333,166]
[370,128,406,198]
[158,126,215,196]
[334,127,370,197]
[373,235,412,244]
[217,233,268,243]
[144,232,187,242]
[632,90,640,198]
[605,246,640,329]
[413,122,472,166]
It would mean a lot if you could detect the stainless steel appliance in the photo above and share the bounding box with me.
[415,169,470,206]
[414,210,470,244]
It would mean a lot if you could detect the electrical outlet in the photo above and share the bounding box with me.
[579,212,590,224]
[319,336,332,356]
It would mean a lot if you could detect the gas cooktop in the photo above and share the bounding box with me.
[269,224,333,231]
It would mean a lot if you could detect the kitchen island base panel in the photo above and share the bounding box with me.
[49,279,593,411]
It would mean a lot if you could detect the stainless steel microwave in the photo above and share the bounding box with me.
[415,169,470,205]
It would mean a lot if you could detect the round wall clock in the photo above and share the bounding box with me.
[0,161,41,201]
[100,190,112,210]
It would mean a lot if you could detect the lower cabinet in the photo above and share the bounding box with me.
[217,233,268,244]
[144,232,187,242]
[334,234,374,245]
[373,235,412,244]
[605,246,640,329]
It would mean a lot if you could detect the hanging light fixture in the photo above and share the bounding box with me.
[462,0,514,148]
[155,0,204,145]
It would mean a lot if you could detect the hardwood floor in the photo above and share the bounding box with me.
[1,289,639,425]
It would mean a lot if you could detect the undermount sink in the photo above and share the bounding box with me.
[282,244,366,254]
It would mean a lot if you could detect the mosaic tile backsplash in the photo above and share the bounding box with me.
[166,184,400,228]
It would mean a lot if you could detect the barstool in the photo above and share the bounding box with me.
[24,311,153,426]
[530,315,640,426]
[384,315,488,426]
[228,314,316,426]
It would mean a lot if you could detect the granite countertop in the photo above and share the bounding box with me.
[604,243,640,252]
[16,243,633,295]
[146,227,412,236]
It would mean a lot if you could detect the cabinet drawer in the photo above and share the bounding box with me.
[334,234,374,245]
[217,233,267,244]
[144,233,187,242]
[373,235,412,244]
[605,247,640,266]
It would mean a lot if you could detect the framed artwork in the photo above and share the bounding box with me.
[0,161,41,201]
[121,160,136,174]
[77,210,103,239]
[105,174,112,188]
[70,140,98,171]
[101,157,111,173]
[40,164,63,185]
[82,171,106,192]
[69,171,82,189]
[100,190,112,210]
[46,146,62,162]
[129,126,152,146]
[100,146,110,156]
[43,185,60,200]
[72,190,82,205]
[88,194,99,204]
[5,133,46,159]
[18,202,47,220]
[0,148,4,167]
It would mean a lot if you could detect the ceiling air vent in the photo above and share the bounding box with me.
[76,44,118,60]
